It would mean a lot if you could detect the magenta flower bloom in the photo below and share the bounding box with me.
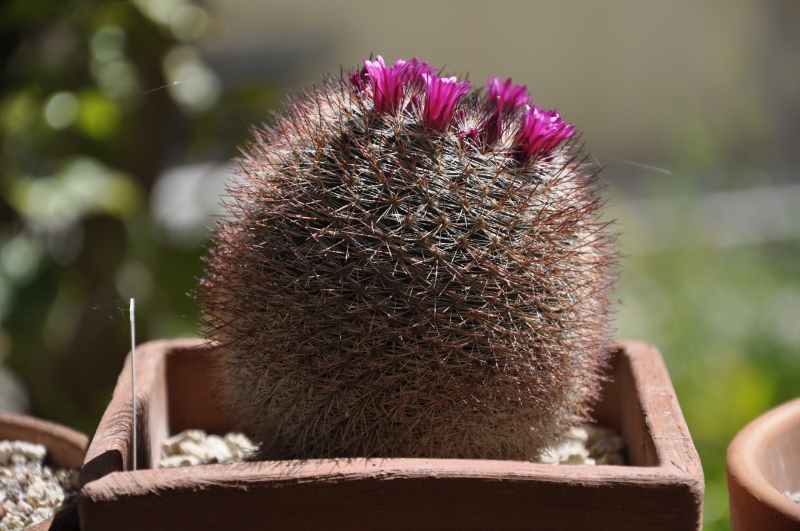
[423,74,471,131]
[364,56,405,113]
[481,77,531,146]
[358,56,437,114]
[349,66,367,92]
[394,57,437,83]
[486,77,530,111]
[514,105,575,162]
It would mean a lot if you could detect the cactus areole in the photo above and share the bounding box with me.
[200,56,618,461]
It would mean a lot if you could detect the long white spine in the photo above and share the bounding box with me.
[130,298,137,471]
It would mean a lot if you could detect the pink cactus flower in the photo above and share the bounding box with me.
[481,77,531,146]
[349,67,367,92]
[514,105,575,162]
[394,57,437,83]
[363,56,406,113]
[357,56,437,114]
[423,74,471,131]
[486,77,530,111]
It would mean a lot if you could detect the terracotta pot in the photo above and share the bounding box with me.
[78,338,703,530]
[727,397,800,530]
[0,411,89,531]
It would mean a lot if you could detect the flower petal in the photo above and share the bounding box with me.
[423,74,471,131]
[486,77,530,111]
[480,77,531,146]
[513,105,575,162]
[394,57,437,83]
[364,55,406,113]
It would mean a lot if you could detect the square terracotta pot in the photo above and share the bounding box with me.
[78,339,703,530]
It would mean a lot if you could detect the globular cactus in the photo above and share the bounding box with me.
[200,56,617,461]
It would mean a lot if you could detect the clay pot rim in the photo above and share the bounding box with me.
[727,396,800,521]
[0,410,89,467]
[0,410,89,531]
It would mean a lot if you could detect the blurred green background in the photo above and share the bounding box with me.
[1,1,799,529]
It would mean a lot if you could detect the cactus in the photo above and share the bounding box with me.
[200,56,617,461]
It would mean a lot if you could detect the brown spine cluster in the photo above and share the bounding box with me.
[200,64,617,461]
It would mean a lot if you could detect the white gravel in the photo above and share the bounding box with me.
[0,440,80,531]
[160,430,257,468]
[161,424,626,467]
[538,424,626,465]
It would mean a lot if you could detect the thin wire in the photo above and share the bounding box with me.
[0,303,121,321]
[596,151,675,176]
[139,80,186,94]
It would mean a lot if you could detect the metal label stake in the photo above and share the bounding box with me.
[130,298,137,471]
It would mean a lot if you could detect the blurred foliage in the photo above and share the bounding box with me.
[615,235,800,530]
[611,143,800,530]
[1,3,799,531]
[0,0,280,434]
